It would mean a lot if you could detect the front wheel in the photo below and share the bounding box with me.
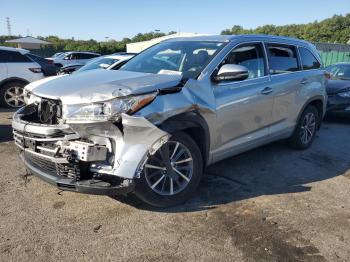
[134,132,203,207]
[288,105,319,150]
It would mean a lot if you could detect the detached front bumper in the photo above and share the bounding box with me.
[20,152,134,195]
[12,104,169,196]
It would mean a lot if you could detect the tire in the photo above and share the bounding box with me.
[288,105,319,150]
[0,81,26,108]
[134,132,203,207]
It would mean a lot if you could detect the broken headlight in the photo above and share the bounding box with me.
[62,93,156,122]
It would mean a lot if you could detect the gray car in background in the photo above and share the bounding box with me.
[12,35,327,207]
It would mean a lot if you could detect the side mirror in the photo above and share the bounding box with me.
[213,64,249,82]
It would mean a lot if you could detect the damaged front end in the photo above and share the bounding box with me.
[12,97,169,196]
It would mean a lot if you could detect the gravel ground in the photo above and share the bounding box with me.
[0,109,349,262]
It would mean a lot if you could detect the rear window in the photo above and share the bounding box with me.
[267,44,300,74]
[299,47,321,70]
[0,50,32,63]
[27,53,47,63]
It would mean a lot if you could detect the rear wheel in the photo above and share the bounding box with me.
[134,132,203,207]
[0,82,26,108]
[289,105,319,150]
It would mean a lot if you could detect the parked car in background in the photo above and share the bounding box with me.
[50,52,64,58]
[47,51,100,68]
[0,46,44,108]
[57,54,134,74]
[77,54,134,73]
[26,53,57,76]
[325,62,350,115]
[57,63,84,75]
[13,35,327,207]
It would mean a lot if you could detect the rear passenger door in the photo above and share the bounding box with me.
[212,42,273,160]
[265,43,304,136]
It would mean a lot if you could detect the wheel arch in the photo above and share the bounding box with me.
[158,111,210,166]
[0,77,30,89]
[297,96,325,129]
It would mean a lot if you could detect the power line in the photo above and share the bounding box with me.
[6,17,12,36]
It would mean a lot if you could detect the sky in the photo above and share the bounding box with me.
[1,0,349,41]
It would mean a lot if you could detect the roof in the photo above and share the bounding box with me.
[167,34,311,45]
[0,45,29,54]
[64,51,100,55]
[127,32,208,46]
[5,36,51,45]
[104,54,134,60]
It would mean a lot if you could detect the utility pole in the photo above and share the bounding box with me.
[6,17,12,36]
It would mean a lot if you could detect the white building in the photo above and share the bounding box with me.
[5,36,51,49]
[126,32,208,53]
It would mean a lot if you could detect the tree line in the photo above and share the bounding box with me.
[221,14,350,44]
[0,14,349,56]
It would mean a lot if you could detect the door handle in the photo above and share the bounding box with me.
[261,87,273,95]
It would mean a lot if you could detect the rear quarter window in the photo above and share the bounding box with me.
[299,47,321,70]
[267,44,300,74]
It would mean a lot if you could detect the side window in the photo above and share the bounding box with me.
[222,43,266,79]
[64,54,72,60]
[70,53,79,60]
[267,44,299,74]
[77,53,87,59]
[299,47,321,70]
[80,53,96,59]
[86,54,99,59]
[0,50,32,63]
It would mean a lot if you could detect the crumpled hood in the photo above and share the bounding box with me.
[28,69,182,105]
[326,79,350,95]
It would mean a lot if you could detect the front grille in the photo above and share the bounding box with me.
[25,152,57,174]
[24,151,81,179]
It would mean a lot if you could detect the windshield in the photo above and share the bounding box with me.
[78,57,119,72]
[120,41,226,79]
[52,52,63,58]
[326,64,350,80]
[54,53,66,59]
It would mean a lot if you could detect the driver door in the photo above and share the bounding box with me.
[211,42,274,161]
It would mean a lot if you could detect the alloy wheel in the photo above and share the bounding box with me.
[300,112,316,145]
[144,141,194,196]
[4,86,25,107]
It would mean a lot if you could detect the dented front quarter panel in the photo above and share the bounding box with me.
[135,78,217,164]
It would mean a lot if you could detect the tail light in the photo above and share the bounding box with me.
[29,68,42,73]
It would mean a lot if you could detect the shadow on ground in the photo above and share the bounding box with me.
[0,108,15,143]
[113,118,350,212]
[0,125,13,142]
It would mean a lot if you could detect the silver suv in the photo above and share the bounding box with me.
[12,35,327,207]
